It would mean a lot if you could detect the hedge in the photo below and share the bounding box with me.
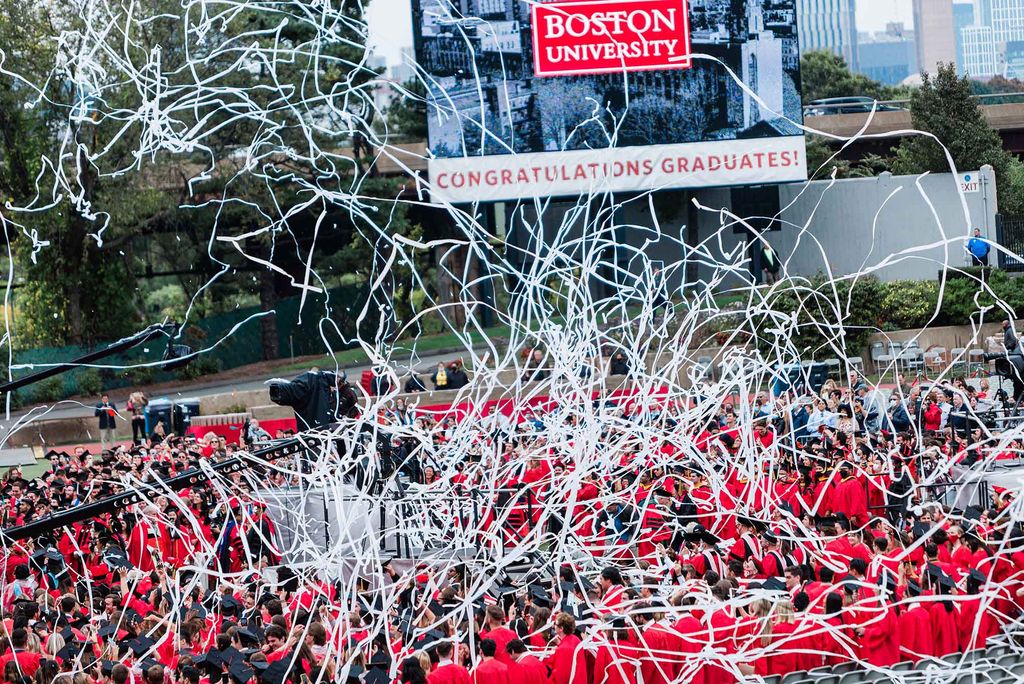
[743,270,1021,360]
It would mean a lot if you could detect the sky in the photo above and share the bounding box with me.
[366,0,917,67]
[855,0,914,33]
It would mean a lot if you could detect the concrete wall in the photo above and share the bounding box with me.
[595,166,999,290]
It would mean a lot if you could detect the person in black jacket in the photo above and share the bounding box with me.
[94,395,118,451]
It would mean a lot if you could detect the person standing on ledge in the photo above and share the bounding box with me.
[967,228,991,267]
[95,394,118,451]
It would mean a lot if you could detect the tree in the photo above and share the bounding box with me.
[799,51,887,103]
[619,94,708,146]
[892,62,1024,214]
[386,79,429,141]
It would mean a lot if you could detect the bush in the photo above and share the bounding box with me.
[32,376,66,404]
[879,280,940,329]
[750,275,884,359]
[938,269,1024,325]
[175,354,221,381]
[77,368,102,396]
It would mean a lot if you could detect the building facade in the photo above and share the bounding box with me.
[961,25,999,76]
[796,0,858,69]
[913,0,957,74]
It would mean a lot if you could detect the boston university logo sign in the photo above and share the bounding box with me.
[531,0,692,77]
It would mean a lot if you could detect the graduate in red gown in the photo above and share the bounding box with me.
[474,638,511,684]
[897,582,933,662]
[830,464,868,527]
[547,614,586,684]
[481,605,519,666]
[671,600,707,684]
[592,619,639,684]
[927,569,961,657]
[429,642,472,684]
[506,639,548,684]
[958,570,999,651]
[126,507,165,572]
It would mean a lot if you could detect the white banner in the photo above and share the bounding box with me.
[427,135,808,203]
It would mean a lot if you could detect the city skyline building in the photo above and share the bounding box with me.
[912,0,957,75]
[797,0,859,68]
[961,24,999,76]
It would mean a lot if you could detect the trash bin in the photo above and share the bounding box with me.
[771,363,804,398]
[806,362,830,394]
[174,398,201,436]
[145,399,173,436]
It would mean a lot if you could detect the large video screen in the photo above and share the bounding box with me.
[412,0,807,203]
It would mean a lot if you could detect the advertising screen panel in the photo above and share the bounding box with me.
[412,0,806,203]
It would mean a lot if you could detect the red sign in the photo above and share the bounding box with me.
[531,0,691,77]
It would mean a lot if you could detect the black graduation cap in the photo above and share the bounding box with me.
[220,646,244,665]
[762,531,778,544]
[682,524,705,544]
[701,530,721,546]
[759,577,786,593]
[196,649,224,672]
[123,608,143,626]
[97,623,118,638]
[344,665,365,683]
[126,635,155,656]
[530,585,552,608]
[368,652,391,668]
[45,450,61,460]
[229,661,255,684]
[236,628,261,647]
[259,660,291,684]
[906,580,922,597]
[969,569,987,584]
[100,660,117,676]
[912,523,932,540]
[250,658,271,672]
[56,642,86,662]
[558,581,576,594]
[221,594,242,612]
[415,629,446,649]
[139,658,161,673]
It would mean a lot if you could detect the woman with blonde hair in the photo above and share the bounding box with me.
[739,600,800,678]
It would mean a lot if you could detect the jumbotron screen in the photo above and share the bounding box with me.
[412,0,807,203]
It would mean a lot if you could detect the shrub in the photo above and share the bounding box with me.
[879,280,940,329]
[32,376,66,404]
[175,355,221,381]
[76,368,102,396]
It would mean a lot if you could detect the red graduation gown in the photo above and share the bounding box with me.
[593,641,639,684]
[929,602,961,656]
[958,595,998,651]
[547,634,587,684]
[671,615,706,684]
[858,603,900,667]
[898,605,933,662]
[508,655,547,684]
[474,659,510,684]
[430,663,473,684]
[831,477,868,527]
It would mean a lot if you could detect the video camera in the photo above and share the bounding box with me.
[268,370,359,430]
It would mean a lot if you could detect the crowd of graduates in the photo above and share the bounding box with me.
[0,367,1021,684]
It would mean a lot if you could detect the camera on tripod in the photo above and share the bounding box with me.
[268,370,359,430]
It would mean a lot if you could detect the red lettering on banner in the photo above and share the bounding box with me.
[532,0,691,77]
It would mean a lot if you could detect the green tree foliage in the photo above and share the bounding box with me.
[805,135,891,180]
[799,51,906,103]
[386,80,429,141]
[893,63,1024,215]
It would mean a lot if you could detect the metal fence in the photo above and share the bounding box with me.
[998,215,1024,272]
[8,284,369,402]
